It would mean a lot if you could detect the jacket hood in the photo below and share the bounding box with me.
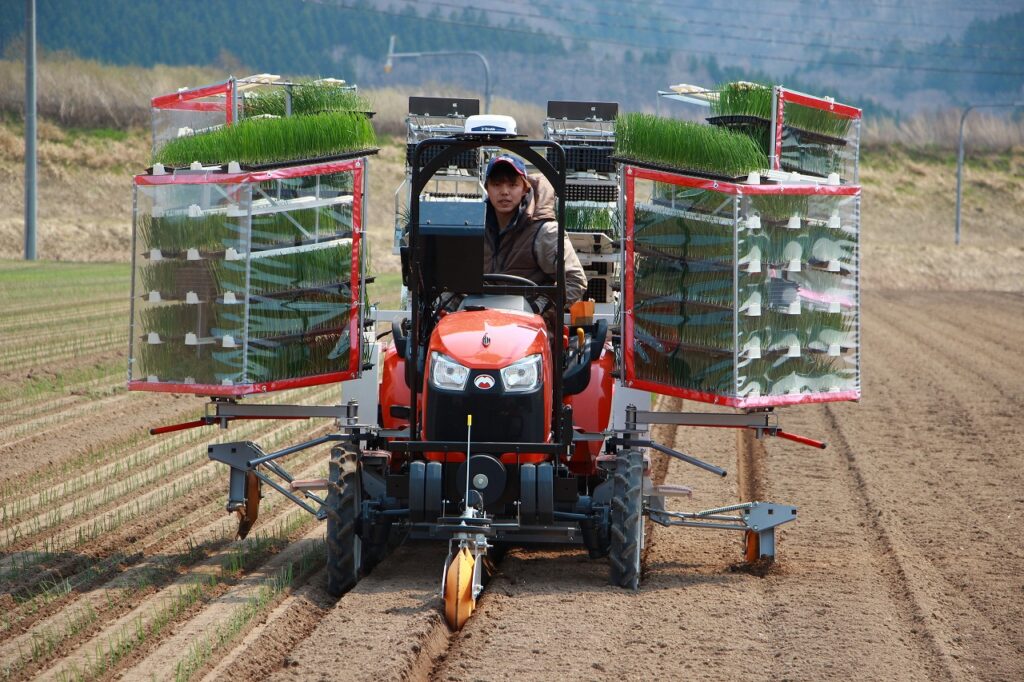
[525,173,557,223]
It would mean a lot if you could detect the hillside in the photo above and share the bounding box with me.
[1,117,1022,291]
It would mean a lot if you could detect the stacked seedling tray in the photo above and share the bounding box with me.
[616,88,861,407]
[130,77,375,396]
[544,101,620,304]
[393,97,485,255]
[707,82,861,183]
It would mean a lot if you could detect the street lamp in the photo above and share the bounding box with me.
[955,101,1023,245]
[383,35,492,113]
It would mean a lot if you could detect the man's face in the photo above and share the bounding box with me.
[486,175,527,218]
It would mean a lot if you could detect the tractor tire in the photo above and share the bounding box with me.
[608,449,644,590]
[325,445,363,598]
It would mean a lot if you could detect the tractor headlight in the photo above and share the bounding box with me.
[430,352,470,391]
[500,354,542,393]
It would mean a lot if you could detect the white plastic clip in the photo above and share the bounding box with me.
[787,299,801,315]
[827,259,841,272]
[185,291,200,304]
[744,339,762,359]
[829,300,841,314]
[787,215,801,230]
[828,211,841,229]
[222,335,237,348]
[147,291,162,303]
[745,215,761,231]
[189,161,204,171]
[225,247,242,261]
[146,332,162,345]
[152,163,166,175]
[188,204,203,218]
[745,172,761,184]
[787,343,801,358]
[186,248,201,261]
[227,161,242,174]
[787,258,802,273]
[745,303,762,317]
[223,291,239,304]
[149,249,163,261]
[185,333,198,346]
[828,343,841,357]
[827,173,841,185]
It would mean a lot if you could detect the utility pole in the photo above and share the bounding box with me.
[384,35,492,114]
[955,101,1022,245]
[25,0,37,260]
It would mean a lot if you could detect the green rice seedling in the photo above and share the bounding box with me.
[634,209,734,261]
[710,81,773,120]
[155,111,376,166]
[634,257,734,308]
[747,194,810,222]
[564,203,617,234]
[136,341,218,384]
[783,101,853,139]
[633,335,735,392]
[212,241,353,296]
[615,112,768,178]
[245,331,351,382]
[634,303,735,350]
[138,213,237,255]
[242,83,370,118]
[139,303,211,340]
[249,204,354,249]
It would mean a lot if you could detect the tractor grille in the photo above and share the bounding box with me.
[425,381,545,444]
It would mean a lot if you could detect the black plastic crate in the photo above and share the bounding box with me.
[406,143,479,170]
[547,145,616,173]
[565,183,618,202]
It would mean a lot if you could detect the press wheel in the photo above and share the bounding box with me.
[444,548,476,630]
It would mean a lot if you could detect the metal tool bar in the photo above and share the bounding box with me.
[248,434,345,467]
[634,411,775,429]
[212,402,358,420]
[619,439,727,478]
[252,470,321,516]
[648,517,748,531]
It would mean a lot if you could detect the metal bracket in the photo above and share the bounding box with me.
[208,401,360,421]
[647,501,798,560]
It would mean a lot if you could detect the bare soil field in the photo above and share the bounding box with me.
[1,117,1023,679]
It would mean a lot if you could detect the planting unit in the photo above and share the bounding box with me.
[622,165,860,407]
[128,158,366,395]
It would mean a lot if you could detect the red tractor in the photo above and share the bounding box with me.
[195,117,807,630]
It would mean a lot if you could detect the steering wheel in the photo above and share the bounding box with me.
[483,273,538,287]
[482,273,548,314]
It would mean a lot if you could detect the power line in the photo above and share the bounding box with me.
[328,0,1024,75]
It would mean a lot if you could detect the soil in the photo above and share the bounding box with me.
[1,124,1022,681]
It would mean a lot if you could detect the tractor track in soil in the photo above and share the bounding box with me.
[4,292,1023,680]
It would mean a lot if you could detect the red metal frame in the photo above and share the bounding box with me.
[621,164,861,408]
[151,79,235,124]
[129,158,365,397]
[773,87,862,172]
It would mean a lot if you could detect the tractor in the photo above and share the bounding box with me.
[160,107,815,630]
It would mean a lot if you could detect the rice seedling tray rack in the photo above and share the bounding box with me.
[229,148,378,172]
[621,163,861,407]
[128,156,368,396]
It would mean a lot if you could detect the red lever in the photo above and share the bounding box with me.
[775,429,827,449]
[150,418,215,435]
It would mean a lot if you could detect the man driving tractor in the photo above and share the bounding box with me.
[482,154,587,317]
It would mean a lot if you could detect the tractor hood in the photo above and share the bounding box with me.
[431,309,548,370]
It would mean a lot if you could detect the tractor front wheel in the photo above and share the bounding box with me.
[325,445,363,597]
[608,449,644,590]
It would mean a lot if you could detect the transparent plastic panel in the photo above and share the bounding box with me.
[779,100,860,183]
[629,178,738,394]
[129,164,361,394]
[151,106,227,155]
[737,192,859,400]
[131,182,249,386]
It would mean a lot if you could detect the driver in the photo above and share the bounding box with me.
[483,154,587,315]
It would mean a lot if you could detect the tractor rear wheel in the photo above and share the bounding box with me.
[326,445,363,597]
[608,449,644,590]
